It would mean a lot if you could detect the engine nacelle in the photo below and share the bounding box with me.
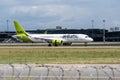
[52,40,62,46]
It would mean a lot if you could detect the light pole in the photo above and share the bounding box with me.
[91,20,94,38]
[6,19,10,40]
[103,20,106,44]
[6,19,9,32]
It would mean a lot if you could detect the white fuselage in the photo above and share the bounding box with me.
[28,34,93,43]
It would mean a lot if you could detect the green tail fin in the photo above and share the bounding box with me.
[44,30,48,34]
[14,20,28,36]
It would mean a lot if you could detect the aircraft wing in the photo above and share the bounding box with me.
[38,37,53,43]
[32,37,62,43]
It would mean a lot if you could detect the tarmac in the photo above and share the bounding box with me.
[0,42,120,49]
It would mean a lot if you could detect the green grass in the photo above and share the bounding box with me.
[0,48,120,64]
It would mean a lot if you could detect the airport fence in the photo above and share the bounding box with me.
[0,64,120,80]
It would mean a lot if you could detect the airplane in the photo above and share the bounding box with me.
[12,20,93,46]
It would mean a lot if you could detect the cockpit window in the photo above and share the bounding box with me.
[85,36,88,38]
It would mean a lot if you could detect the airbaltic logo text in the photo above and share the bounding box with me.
[62,34,78,39]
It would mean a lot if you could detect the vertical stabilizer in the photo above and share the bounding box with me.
[14,20,28,35]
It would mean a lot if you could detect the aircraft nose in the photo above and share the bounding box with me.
[89,38,93,42]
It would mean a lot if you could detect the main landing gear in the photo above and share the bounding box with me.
[48,43,52,46]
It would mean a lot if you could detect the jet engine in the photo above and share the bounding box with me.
[52,40,62,46]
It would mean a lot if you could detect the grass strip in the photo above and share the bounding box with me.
[0,48,120,64]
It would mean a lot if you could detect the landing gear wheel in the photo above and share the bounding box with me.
[84,42,88,46]
[48,43,52,46]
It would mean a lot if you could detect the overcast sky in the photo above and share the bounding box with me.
[0,0,120,31]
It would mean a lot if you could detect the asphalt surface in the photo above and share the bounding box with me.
[0,45,120,49]
[0,42,120,48]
